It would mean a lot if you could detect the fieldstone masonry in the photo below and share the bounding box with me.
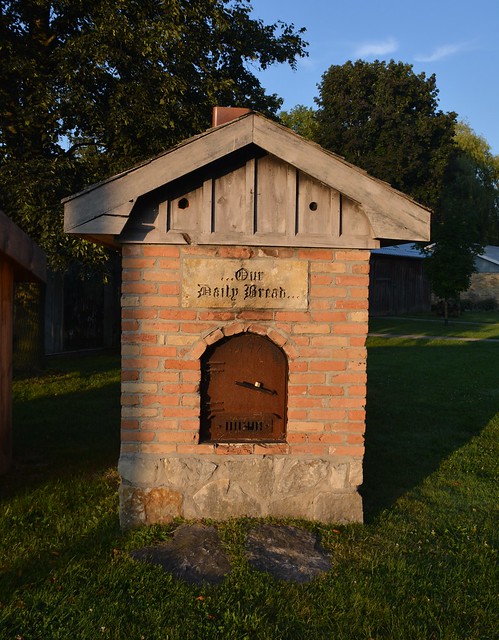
[465,273,499,306]
[119,244,369,527]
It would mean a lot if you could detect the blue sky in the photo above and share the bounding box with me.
[249,0,499,155]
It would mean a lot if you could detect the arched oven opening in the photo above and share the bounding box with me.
[200,333,287,442]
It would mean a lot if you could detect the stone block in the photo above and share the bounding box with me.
[159,456,218,487]
[349,458,364,487]
[118,454,160,486]
[119,486,182,528]
[190,478,261,519]
[312,491,363,523]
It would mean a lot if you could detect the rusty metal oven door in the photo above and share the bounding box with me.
[200,333,287,442]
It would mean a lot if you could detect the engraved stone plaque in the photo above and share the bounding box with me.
[182,258,308,309]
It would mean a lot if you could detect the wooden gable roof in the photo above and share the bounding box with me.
[63,112,431,250]
[0,210,46,282]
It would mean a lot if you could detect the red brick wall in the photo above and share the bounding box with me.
[120,245,370,460]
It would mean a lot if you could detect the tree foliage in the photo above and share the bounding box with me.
[424,152,485,305]
[312,59,499,305]
[454,122,499,245]
[279,104,317,140]
[314,59,457,209]
[0,0,307,269]
[424,128,499,310]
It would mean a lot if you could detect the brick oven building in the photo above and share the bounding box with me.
[64,111,430,527]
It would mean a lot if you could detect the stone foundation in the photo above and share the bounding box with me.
[118,454,363,528]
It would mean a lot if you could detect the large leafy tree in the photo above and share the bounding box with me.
[0,0,307,268]
[314,60,457,209]
[313,59,496,308]
[424,125,498,316]
[424,152,485,317]
[454,122,499,245]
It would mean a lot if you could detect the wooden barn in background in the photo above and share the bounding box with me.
[369,243,431,316]
[370,243,499,315]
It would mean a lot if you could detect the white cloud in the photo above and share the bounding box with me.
[298,56,321,71]
[354,37,398,58]
[415,43,467,63]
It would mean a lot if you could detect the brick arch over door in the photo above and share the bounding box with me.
[200,332,288,443]
[188,322,299,361]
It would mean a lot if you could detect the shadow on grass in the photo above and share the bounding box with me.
[2,355,121,499]
[0,500,122,624]
[362,338,499,521]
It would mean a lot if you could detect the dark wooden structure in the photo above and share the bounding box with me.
[44,258,121,355]
[369,244,431,316]
[0,210,46,473]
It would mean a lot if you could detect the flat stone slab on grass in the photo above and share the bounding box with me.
[245,524,331,583]
[130,522,331,585]
[130,523,231,585]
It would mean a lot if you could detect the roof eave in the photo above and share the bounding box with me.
[0,210,47,282]
[64,112,431,245]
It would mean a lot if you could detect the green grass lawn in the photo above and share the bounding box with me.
[369,310,499,340]
[1,325,497,640]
